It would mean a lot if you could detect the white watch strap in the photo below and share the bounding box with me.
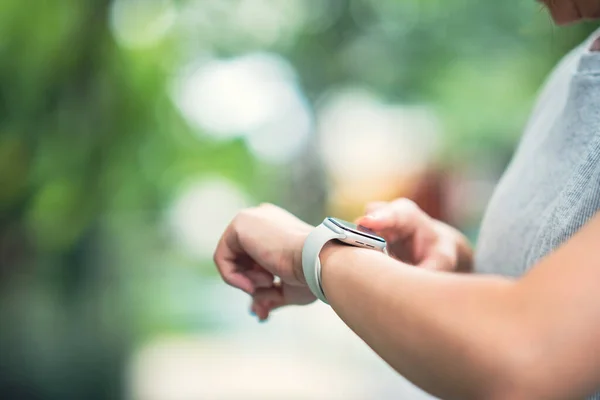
[302,223,341,304]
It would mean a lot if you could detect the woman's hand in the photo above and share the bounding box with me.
[356,198,473,272]
[213,203,315,321]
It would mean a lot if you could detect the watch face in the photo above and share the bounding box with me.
[327,217,386,243]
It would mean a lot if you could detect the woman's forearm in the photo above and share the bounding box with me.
[319,243,521,400]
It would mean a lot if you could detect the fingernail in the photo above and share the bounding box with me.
[249,310,256,316]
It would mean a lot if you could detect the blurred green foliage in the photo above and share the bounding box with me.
[0,0,594,398]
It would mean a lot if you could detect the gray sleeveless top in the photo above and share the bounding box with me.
[475,28,600,399]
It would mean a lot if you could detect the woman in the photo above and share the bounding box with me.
[214,1,600,399]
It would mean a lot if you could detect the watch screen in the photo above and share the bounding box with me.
[327,217,385,242]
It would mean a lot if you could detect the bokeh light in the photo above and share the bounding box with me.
[175,0,308,49]
[172,52,312,163]
[168,177,250,260]
[245,89,313,164]
[317,87,440,215]
[110,0,176,49]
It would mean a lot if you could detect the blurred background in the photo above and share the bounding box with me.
[0,0,597,399]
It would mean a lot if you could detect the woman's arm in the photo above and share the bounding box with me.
[319,212,600,400]
[215,204,600,399]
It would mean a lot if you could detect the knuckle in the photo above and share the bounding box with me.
[238,207,252,217]
[213,256,226,278]
[258,202,277,211]
[394,198,420,214]
[235,208,254,222]
[231,212,242,225]
[221,274,235,287]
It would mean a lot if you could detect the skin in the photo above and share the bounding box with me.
[356,200,473,273]
[215,202,600,399]
[214,3,600,399]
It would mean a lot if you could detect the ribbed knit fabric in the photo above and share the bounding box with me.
[475,27,600,399]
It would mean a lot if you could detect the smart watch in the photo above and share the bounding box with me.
[302,217,387,304]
